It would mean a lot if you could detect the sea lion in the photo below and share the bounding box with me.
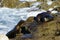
[6,20,25,39]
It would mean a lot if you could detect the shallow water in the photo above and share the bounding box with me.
[0,7,28,34]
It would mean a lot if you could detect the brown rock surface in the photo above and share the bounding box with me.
[9,15,60,40]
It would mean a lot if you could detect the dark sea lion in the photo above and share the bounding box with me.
[6,20,25,39]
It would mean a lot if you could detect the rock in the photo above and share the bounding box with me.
[16,15,60,40]
[55,30,60,36]
[21,34,32,39]
[0,34,9,40]
[26,17,34,22]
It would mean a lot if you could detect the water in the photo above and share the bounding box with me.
[0,7,28,34]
